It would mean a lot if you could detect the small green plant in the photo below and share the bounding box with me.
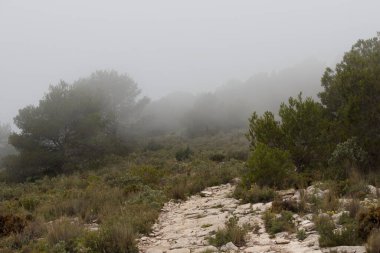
[263,210,295,235]
[208,216,249,247]
[233,184,276,204]
[201,223,212,228]
[296,229,307,241]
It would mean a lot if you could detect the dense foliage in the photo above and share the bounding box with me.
[3,71,148,181]
[245,37,380,188]
[319,37,380,169]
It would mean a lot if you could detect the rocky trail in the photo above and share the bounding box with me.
[138,183,367,253]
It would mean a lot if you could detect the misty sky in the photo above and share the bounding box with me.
[1,0,379,125]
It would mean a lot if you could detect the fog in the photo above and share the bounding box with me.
[1,0,380,126]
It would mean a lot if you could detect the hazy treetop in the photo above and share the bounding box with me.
[1,0,379,124]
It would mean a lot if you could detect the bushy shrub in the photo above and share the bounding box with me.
[47,218,84,251]
[209,153,226,162]
[128,166,164,187]
[175,146,193,161]
[315,215,362,247]
[334,178,369,199]
[85,221,138,253]
[296,229,306,241]
[357,207,380,241]
[245,143,296,189]
[227,150,248,161]
[329,138,368,179]
[19,195,40,212]
[263,210,295,235]
[233,184,275,204]
[208,217,249,247]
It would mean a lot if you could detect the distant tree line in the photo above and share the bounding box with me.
[2,36,378,182]
[140,59,324,137]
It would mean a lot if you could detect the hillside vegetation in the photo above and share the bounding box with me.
[0,36,379,252]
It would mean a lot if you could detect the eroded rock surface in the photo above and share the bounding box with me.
[138,184,361,253]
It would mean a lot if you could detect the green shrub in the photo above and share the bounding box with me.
[315,215,362,247]
[328,138,368,179]
[233,184,275,204]
[128,166,164,187]
[245,143,296,189]
[357,207,380,241]
[47,218,84,251]
[175,146,193,161]
[334,177,369,199]
[263,210,295,235]
[209,153,226,162]
[296,229,306,241]
[19,195,40,212]
[227,150,248,161]
[85,221,138,253]
[3,219,47,250]
[208,216,249,247]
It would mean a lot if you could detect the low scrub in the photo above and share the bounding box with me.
[47,218,84,251]
[233,184,275,204]
[357,207,380,241]
[208,217,249,247]
[315,215,362,247]
[263,210,295,235]
[85,221,138,253]
[296,229,307,241]
[209,153,226,162]
[175,146,193,161]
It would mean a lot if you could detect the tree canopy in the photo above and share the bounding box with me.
[319,37,380,169]
[4,71,147,181]
[246,36,380,188]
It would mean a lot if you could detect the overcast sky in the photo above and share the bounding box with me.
[1,0,379,124]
